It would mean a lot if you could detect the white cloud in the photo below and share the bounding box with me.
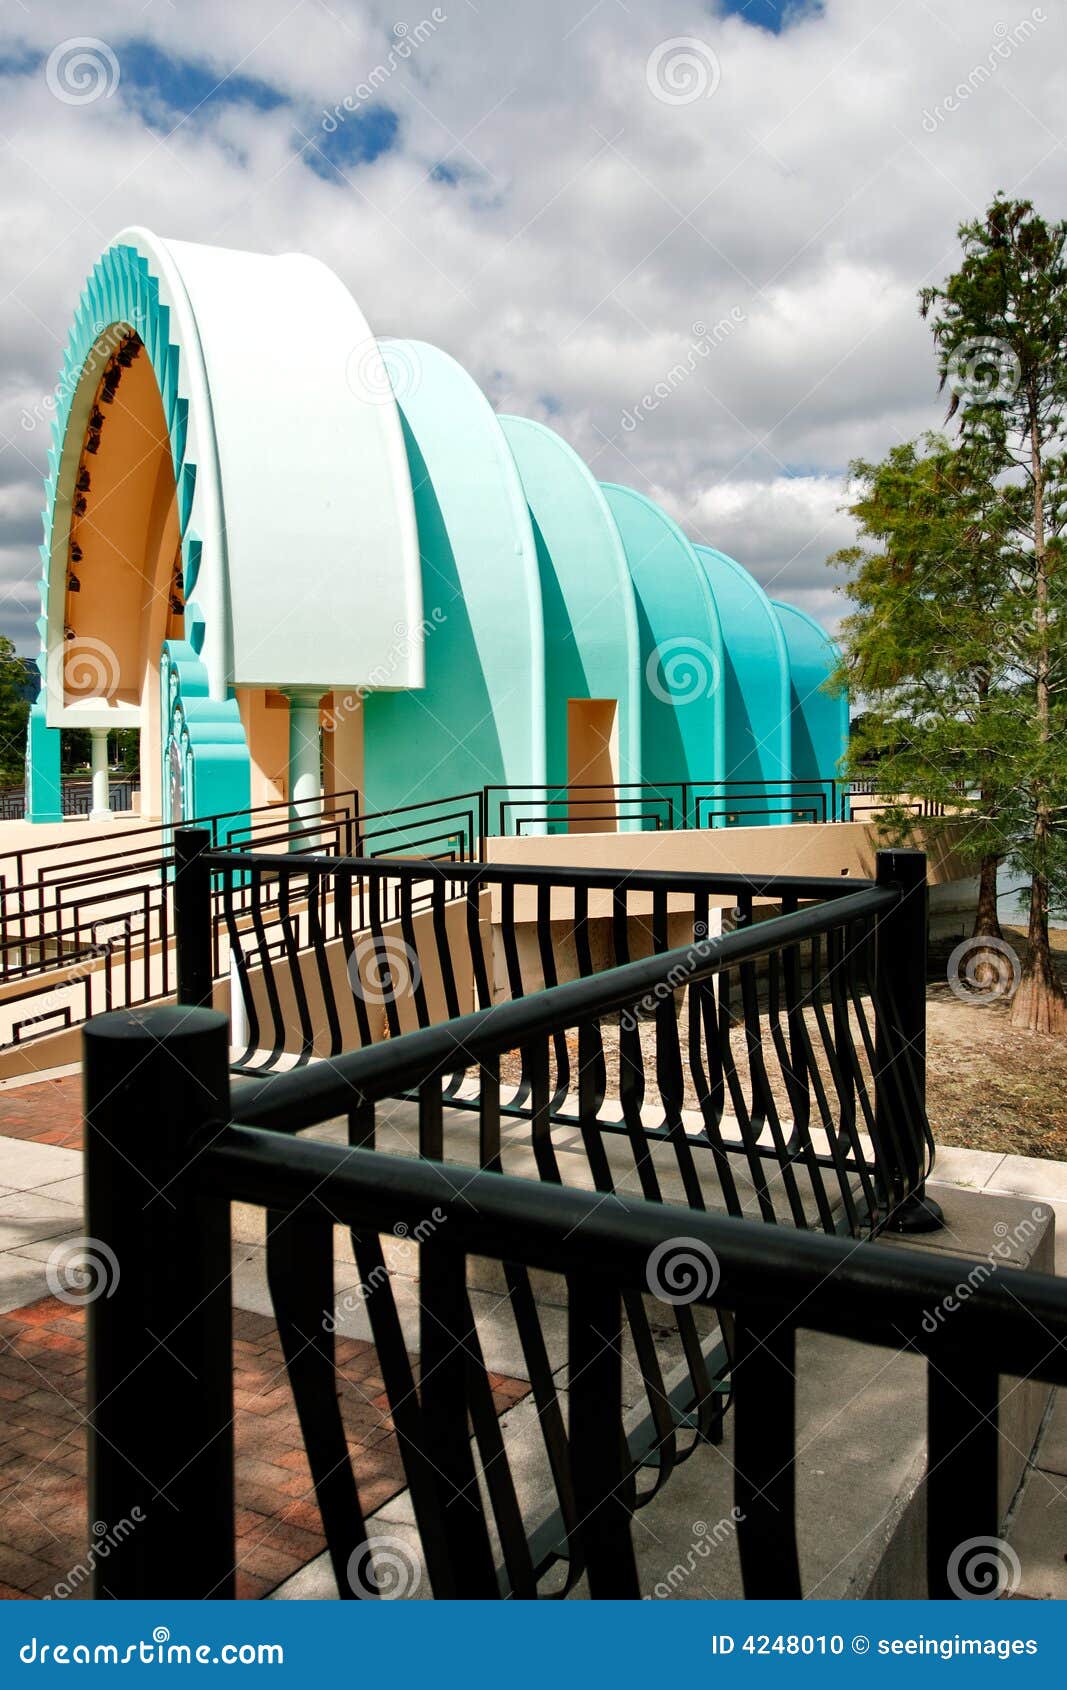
[0,0,1063,651]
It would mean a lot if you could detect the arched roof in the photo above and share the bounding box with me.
[772,599,849,817]
[41,229,423,713]
[694,546,791,824]
[361,340,546,814]
[600,484,724,818]
[501,416,641,791]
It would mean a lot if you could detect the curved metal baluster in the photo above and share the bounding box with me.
[733,1309,801,1598]
[247,864,286,1069]
[735,891,809,1229]
[222,875,258,1069]
[612,888,662,1203]
[537,882,571,1113]
[275,867,314,1065]
[265,1208,369,1600]
[304,865,342,1057]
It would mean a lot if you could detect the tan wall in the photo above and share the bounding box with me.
[236,688,290,808]
[566,699,619,832]
[322,693,364,804]
[486,819,973,923]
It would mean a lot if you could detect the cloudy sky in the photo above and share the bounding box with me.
[0,0,1063,652]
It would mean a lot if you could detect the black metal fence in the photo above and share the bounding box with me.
[0,775,945,1054]
[0,777,140,821]
[0,790,489,1054]
[482,779,844,834]
[178,833,936,1244]
[82,990,1066,1600]
[158,834,943,1600]
[481,779,948,836]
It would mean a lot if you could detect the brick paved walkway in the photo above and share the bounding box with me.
[0,1294,527,1598]
[0,1077,530,1598]
[0,1075,82,1151]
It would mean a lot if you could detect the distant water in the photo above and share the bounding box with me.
[997,862,1066,930]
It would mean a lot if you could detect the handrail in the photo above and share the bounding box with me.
[207,845,874,902]
[206,1125,1067,1381]
[230,882,895,1130]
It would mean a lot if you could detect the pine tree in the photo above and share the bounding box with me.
[830,435,1017,952]
[919,196,1066,1033]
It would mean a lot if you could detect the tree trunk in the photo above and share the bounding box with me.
[1011,871,1067,1034]
[1011,400,1067,1032]
[972,853,1002,940]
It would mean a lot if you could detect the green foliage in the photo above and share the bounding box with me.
[831,436,1024,865]
[0,639,31,786]
[833,195,1067,1025]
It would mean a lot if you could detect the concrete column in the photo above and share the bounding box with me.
[89,728,112,822]
[285,689,323,847]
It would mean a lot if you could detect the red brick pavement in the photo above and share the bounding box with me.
[0,1075,83,1151]
[0,1077,531,1598]
[0,1298,527,1598]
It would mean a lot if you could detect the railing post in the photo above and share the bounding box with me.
[175,825,213,1007]
[83,1005,235,1597]
[874,849,942,1233]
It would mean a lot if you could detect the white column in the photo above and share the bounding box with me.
[89,728,112,822]
[286,689,323,848]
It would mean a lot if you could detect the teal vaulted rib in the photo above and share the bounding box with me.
[502,417,642,832]
[694,546,791,827]
[773,600,849,822]
[601,485,725,827]
[361,341,546,832]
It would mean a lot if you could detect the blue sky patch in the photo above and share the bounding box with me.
[717,0,824,32]
[302,106,400,182]
[116,39,286,132]
[0,46,42,79]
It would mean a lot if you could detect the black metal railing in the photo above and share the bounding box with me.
[178,832,935,1237]
[82,1001,1064,1600]
[0,777,140,821]
[0,774,945,1053]
[0,790,488,1052]
[482,779,844,835]
[170,831,941,1557]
